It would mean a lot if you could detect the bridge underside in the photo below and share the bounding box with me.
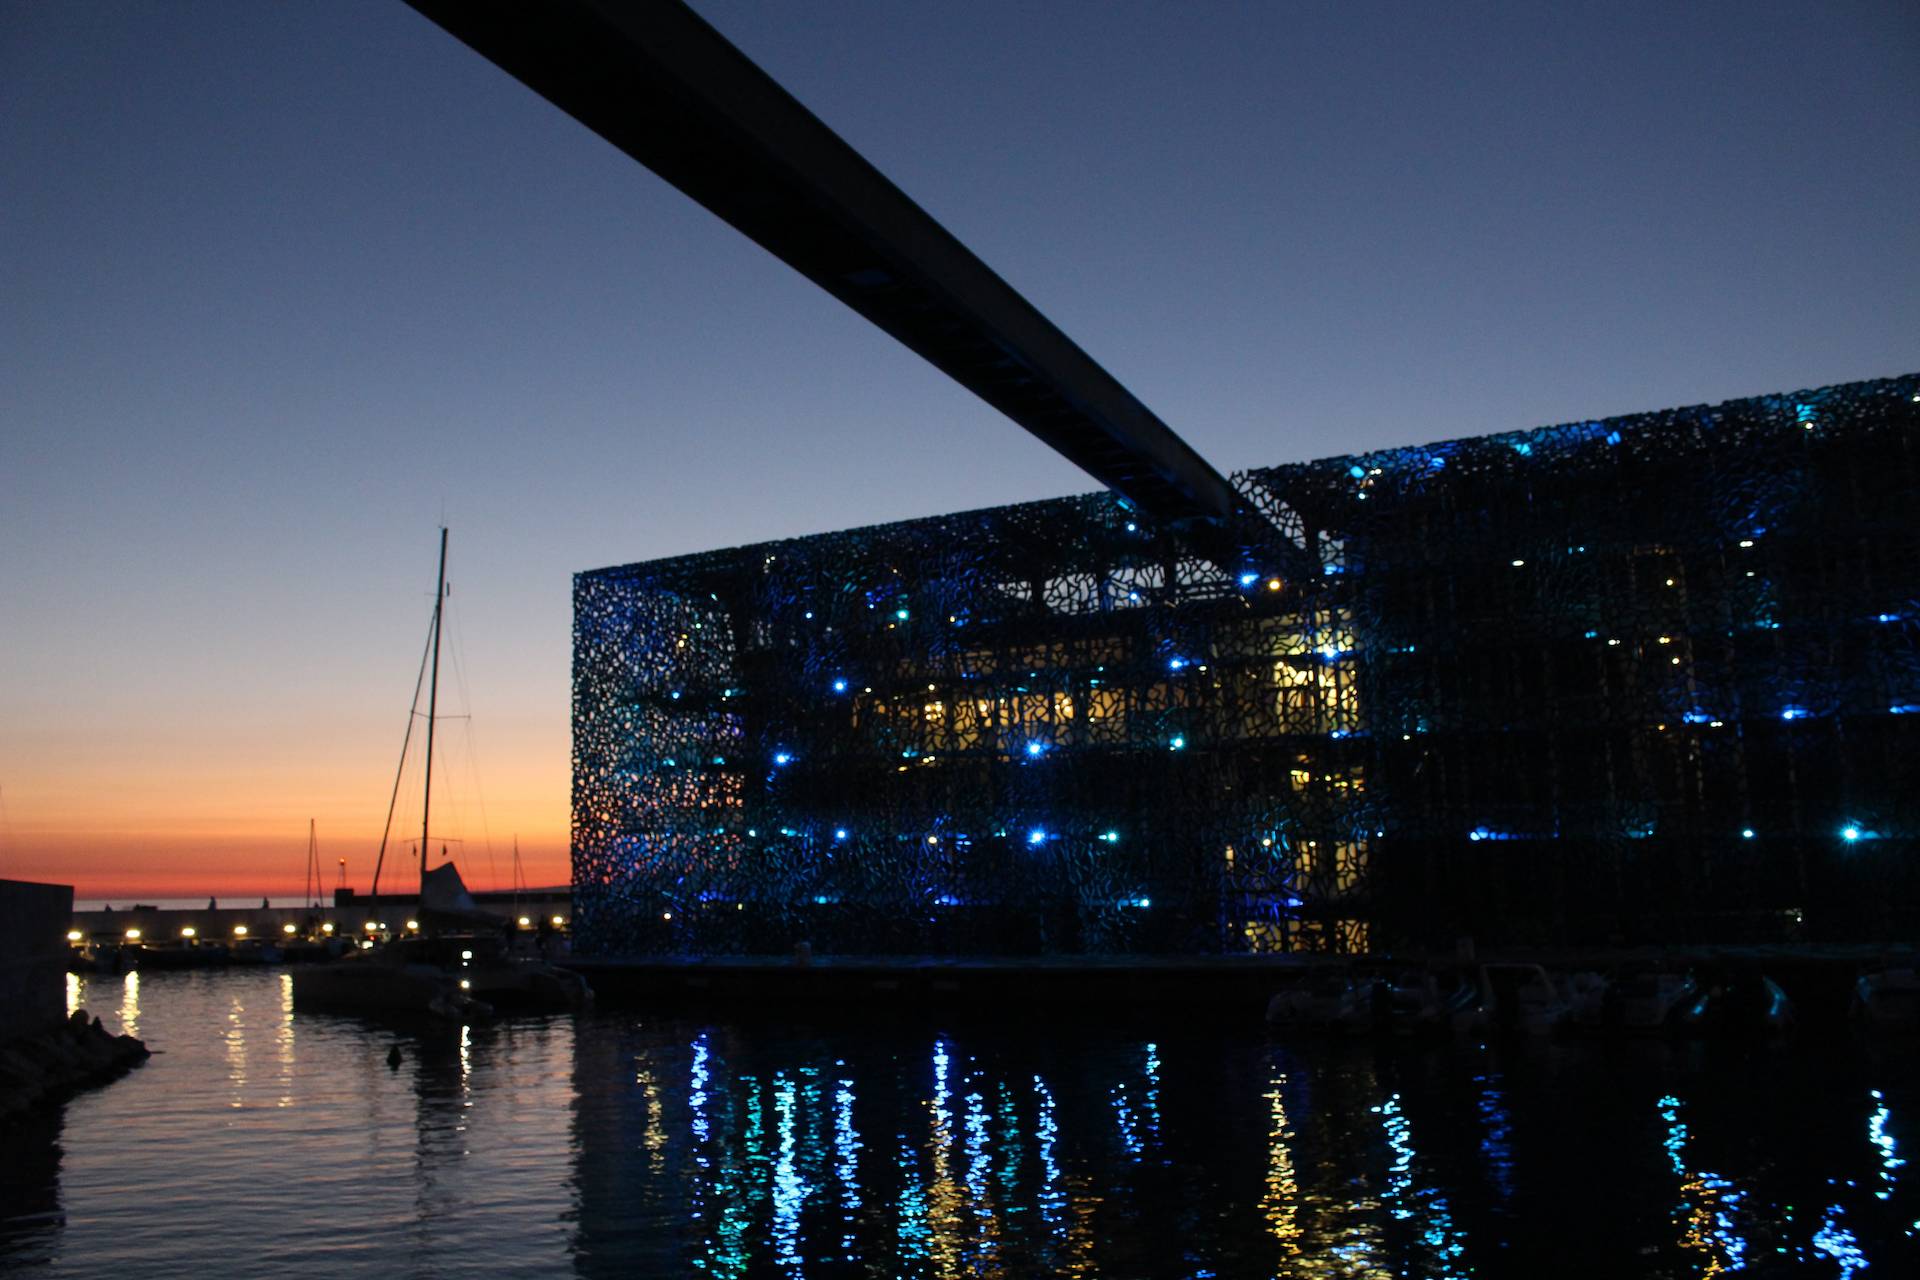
[405,0,1267,551]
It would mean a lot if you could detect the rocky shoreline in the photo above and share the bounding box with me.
[0,1009,149,1123]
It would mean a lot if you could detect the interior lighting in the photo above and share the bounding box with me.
[926,835,939,845]
[66,930,82,942]
[125,928,141,941]
[1266,578,1282,592]
[460,979,471,989]
[233,924,248,937]
[663,912,673,921]
[1739,539,1755,548]
[180,926,197,939]
[551,916,566,927]
[518,916,532,927]
[282,923,297,934]
[321,923,335,935]
[1511,559,1525,568]
[404,919,419,932]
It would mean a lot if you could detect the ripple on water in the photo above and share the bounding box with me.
[7,968,1919,1276]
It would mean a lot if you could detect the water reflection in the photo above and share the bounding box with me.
[10,975,1920,1277]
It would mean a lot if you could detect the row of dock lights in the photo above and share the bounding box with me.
[76,916,572,945]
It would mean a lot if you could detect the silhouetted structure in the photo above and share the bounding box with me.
[574,375,1920,955]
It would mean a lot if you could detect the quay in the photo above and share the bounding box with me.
[566,943,1901,1027]
[69,887,575,953]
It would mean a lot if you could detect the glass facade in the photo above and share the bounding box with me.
[574,374,1920,955]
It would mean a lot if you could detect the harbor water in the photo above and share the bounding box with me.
[2,968,1914,1276]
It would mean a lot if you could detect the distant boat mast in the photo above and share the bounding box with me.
[421,527,448,902]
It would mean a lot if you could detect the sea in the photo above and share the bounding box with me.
[1,967,1913,1276]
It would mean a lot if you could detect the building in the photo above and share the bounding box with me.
[573,374,1920,956]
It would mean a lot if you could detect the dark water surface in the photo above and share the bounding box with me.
[2,969,1913,1276]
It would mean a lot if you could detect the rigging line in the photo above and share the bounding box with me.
[368,605,438,904]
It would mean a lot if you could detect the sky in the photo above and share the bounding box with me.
[3,0,1916,899]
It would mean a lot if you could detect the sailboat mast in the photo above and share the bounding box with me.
[421,526,448,902]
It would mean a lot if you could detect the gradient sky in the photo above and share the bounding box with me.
[4,0,1916,899]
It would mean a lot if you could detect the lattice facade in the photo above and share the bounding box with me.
[574,374,1920,955]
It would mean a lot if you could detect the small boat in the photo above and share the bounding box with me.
[1382,967,1479,1035]
[1704,969,1794,1035]
[1561,970,1610,1031]
[1615,969,1710,1033]
[291,944,494,1022]
[136,939,229,970]
[1852,966,1920,1032]
[1265,967,1367,1028]
[67,933,137,975]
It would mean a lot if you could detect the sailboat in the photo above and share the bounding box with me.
[291,530,589,1021]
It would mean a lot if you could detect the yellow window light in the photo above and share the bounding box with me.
[281,923,297,935]
[67,929,82,943]
[181,926,197,939]
[233,924,248,937]
[125,928,142,941]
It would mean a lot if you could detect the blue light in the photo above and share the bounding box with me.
[1842,826,1862,842]
[1136,897,1151,908]
[832,678,848,693]
[1027,828,1047,846]
[747,828,757,837]
[814,895,831,904]
[1512,441,1532,457]
[1125,522,1137,532]
[1284,896,1304,909]
[1025,741,1045,758]
[1878,613,1902,623]
[1681,711,1713,725]
[1605,430,1622,445]
[804,610,813,619]
[1742,828,1755,839]
[1892,705,1920,715]
[1781,707,1810,721]
[1098,830,1119,843]
[1238,572,1259,587]
[670,690,682,700]
[834,828,847,841]
[1168,735,1186,751]
[1349,465,1367,479]
[773,751,793,765]
[1584,630,1599,639]
[1168,657,1187,671]
[895,608,909,620]
[712,755,727,764]
[1428,455,1446,470]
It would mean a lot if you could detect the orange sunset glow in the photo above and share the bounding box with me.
[1,711,572,900]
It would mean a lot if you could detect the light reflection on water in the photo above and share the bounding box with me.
[10,970,1920,1277]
